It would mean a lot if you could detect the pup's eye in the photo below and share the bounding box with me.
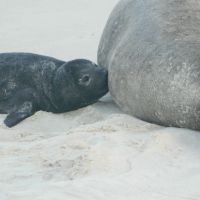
[79,74,91,86]
[82,75,90,82]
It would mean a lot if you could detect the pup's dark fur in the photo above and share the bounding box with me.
[0,53,108,127]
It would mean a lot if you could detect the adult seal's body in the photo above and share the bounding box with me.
[98,0,200,130]
[0,53,108,127]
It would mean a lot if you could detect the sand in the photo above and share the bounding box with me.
[0,0,200,199]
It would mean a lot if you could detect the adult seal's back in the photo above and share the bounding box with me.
[98,0,200,130]
[0,53,108,127]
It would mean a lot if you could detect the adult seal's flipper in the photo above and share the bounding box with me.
[4,101,35,127]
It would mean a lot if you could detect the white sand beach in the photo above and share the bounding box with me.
[0,0,200,199]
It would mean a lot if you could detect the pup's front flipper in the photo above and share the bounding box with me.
[3,88,39,127]
[4,101,35,127]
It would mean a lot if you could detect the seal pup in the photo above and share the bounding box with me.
[0,53,108,127]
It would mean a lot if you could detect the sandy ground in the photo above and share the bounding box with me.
[0,0,200,199]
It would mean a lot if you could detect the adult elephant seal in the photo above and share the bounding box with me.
[0,53,108,127]
[98,0,200,130]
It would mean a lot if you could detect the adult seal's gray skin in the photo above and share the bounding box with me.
[98,0,200,130]
[0,53,108,127]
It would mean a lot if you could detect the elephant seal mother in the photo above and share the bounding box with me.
[98,0,200,130]
[0,53,108,127]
